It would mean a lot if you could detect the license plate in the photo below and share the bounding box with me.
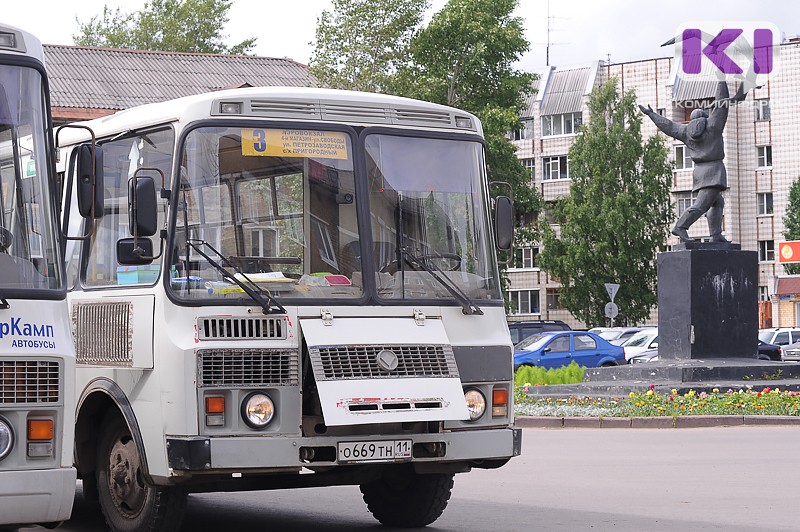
[337,439,412,463]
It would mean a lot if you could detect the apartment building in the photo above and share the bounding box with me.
[507,40,800,329]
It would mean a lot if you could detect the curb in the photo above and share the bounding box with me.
[515,415,800,428]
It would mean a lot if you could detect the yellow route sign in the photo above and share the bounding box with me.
[241,129,348,160]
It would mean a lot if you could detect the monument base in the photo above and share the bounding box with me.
[658,244,758,360]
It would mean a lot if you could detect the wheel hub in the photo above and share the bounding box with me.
[108,436,147,516]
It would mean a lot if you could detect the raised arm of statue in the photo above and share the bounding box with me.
[708,81,731,131]
[639,104,688,142]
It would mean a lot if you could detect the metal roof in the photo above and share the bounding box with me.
[520,76,542,118]
[43,45,314,111]
[672,76,718,102]
[540,66,593,116]
[776,277,800,296]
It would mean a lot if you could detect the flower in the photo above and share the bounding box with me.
[629,392,636,398]
[713,388,720,393]
[649,384,655,390]
[671,389,678,395]
[699,392,707,399]
[646,390,654,396]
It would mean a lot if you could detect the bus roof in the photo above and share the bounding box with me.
[0,23,46,66]
[56,86,484,144]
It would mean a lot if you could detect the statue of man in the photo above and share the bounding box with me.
[639,81,745,243]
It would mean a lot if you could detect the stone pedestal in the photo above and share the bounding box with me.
[658,242,757,360]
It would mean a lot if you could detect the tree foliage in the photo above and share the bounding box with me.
[538,79,673,327]
[309,0,428,93]
[397,0,540,216]
[74,0,256,54]
[783,178,800,274]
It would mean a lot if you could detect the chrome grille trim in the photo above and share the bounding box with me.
[72,301,133,366]
[197,349,299,387]
[309,344,459,381]
[0,360,60,404]
[249,99,319,118]
[197,316,288,340]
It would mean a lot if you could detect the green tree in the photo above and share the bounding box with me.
[538,79,673,327]
[397,0,540,217]
[74,0,256,54]
[309,0,429,93]
[783,178,800,274]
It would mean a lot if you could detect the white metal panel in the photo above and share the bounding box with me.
[301,317,469,426]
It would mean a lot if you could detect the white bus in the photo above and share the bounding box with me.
[60,87,519,531]
[0,23,99,528]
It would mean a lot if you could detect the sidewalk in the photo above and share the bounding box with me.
[516,415,800,428]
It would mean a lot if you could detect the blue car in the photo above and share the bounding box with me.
[514,331,625,369]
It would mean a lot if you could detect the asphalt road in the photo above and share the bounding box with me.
[23,426,800,531]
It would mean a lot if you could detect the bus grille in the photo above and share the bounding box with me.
[309,344,459,381]
[0,360,60,404]
[197,349,299,387]
[197,316,287,340]
[72,300,133,366]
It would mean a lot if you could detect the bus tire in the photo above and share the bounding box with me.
[96,416,186,532]
[360,466,453,528]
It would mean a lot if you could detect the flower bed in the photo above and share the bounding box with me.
[515,385,800,417]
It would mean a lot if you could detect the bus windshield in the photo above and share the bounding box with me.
[0,64,61,292]
[365,134,501,302]
[169,126,363,301]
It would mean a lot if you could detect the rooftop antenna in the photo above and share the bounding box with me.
[536,0,568,66]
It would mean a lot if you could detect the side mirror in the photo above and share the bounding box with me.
[494,195,514,251]
[543,347,552,353]
[77,143,104,219]
[129,175,158,237]
[117,238,154,265]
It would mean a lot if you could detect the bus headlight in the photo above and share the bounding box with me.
[464,389,486,421]
[0,417,13,460]
[241,392,274,429]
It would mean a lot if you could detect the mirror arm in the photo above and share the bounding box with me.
[57,124,98,242]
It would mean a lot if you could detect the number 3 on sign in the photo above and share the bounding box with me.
[252,129,266,152]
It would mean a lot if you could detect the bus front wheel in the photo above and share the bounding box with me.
[96,416,186,532]
[360,465,454,528]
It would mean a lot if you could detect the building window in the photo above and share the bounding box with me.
[759,286,769,301]
[521,158,535,183]
[757,145,773,168]
[542,155,569,180]
[510,119,535,140]
[755,99,771,121]
[508,289,540,315]
[757,192,773,215]
[513,246,539,269]
[546,288,562,310]
[758,240,775,262]
[541,112,582,137]
[675,191,698,217]
[674,145,694,170]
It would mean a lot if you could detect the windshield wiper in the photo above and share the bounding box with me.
[184,239,286,315]
[399,247,483,315]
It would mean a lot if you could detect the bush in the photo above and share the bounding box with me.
[514,361,585,387]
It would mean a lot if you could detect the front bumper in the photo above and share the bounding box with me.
[0,467,76,526]
[167,426,521,471]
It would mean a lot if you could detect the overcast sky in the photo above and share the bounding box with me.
[3,0,798,73]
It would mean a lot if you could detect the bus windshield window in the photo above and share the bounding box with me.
[0,65,61,291]
[169,126,362,301]
[364,134,501,302]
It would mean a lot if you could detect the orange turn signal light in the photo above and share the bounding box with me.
[205,396,225,414]
[28,419,54,441]
[492,388,509,406]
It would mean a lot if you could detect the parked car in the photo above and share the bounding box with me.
[757,340,782,361]
[589,326,650,345]
[508,320,571,345]
[780,341,800,362]
[621,328,659,362]
[758,328,800,347]
[514,331,625,369]
[629,348,659,364]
